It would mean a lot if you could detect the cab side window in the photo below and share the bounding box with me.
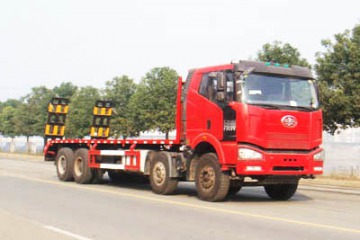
[199,74,216,101]
[199,72,234,103]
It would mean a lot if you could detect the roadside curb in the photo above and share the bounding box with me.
[0,152,43,161]
[298,185,360,195]
[299,177,360,195]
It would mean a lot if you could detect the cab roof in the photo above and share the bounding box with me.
[234,61,314,79]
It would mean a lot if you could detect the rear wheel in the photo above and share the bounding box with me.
[149,152,178,195]
[107,170,124,182]
[55,148,74,181]
[264,183,298,200]
[92,169,105,184]
[195,153,230,202]
[73,148,93,184]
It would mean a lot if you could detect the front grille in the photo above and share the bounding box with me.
[266,133,308,141]
[283,158,298,162]
[273,166,304,171]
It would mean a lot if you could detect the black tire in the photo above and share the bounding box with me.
[195,153,230,202]
[228,180,242,196]
[128,173,149,184]
[149,152,178,195]
[73,148,94,184]
[107,170,149,184]
[108,170,149,184]
[264,183,298,200]
[55,148,74,181]
[92,169,105,184]
[107,170,126,183]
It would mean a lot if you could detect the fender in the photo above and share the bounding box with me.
[43,141,56,161]
[190,133,226,165]
[145,151,179,178]
[161,151,179,178]
[43,141,52,155]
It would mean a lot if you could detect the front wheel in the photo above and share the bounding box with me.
[195,153,230,202]
[264,183,298,200]
[149,152,178,195]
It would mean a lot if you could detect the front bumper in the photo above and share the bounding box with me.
[236,145,324,176]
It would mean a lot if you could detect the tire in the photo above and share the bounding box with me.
[195,153,230,202]
[92,169,105,184]
[108,170,126,183]
[73,148,94,184]
[228,180,242,196]
[149,152,178,195]
[264,183,298,200]
[108,170,149,184]
[55,148,74,181]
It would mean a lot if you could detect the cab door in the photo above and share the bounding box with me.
[186,71,235,141]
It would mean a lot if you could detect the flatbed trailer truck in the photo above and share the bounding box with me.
[44,61,324,202]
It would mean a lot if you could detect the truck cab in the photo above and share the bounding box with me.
[183,61,324,201]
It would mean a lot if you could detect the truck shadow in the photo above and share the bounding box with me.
[98,178,312,203]
[176,183,312,202]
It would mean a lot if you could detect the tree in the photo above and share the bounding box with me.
[129,67,178,139]
[315,24,360,134]
[53,82,78,99]
[0,106,17,137]
[17,87,54,139]
[104,76,137,139]
[0,99,21,110]
[66,86,101,138]
[0,99,22,136]
[257,41,311,68]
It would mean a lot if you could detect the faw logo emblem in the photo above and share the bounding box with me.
[281,115,298,128]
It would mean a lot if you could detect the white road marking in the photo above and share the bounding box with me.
[44,225,93,240]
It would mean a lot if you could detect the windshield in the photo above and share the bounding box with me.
[241,74,319,109]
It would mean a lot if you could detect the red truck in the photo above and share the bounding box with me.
[44,61,324,202]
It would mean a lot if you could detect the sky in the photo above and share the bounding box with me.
[0,0,359,102]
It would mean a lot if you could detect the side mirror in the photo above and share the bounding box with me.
[216,72,227,102]
[217,72,226,91]
[209,72,227,102]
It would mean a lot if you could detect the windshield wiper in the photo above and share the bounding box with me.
[249,103,281,110]
[250,103,314,111]
[287,106,314,111]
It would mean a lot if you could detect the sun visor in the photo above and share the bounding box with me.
[234,61,314,79]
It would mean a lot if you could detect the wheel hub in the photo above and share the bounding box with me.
[199,166,215,191]
[58,156,66,175]
[74,157,83,177]
[153,162,166,186]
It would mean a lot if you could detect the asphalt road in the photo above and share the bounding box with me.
[0,155,359,240]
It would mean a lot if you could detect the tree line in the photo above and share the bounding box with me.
[0,67,178,140]
[0,24,359,140]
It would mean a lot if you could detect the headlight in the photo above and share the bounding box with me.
[238,148,263,160]
[314,150,325,161]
